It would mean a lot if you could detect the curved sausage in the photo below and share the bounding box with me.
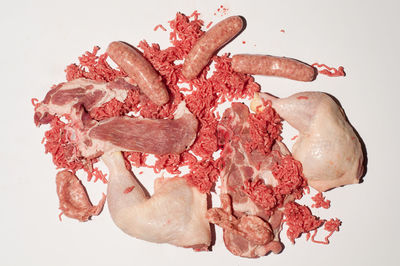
[182,16,244,80]
[232,54,316,82]
[107,41,169,106]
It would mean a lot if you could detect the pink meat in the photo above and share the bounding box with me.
[34,78,198,158]
[34,77,136,126]
[89,109,198,155]
[36,78,208,248]
[107,41,169,106]
[208,103,292,258]
[86,102,197,156]
[56,170,106,222]
[232,54,316,82]
[182,16,243,80]
[207,194,278,257]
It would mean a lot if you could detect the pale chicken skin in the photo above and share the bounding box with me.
[102,151,211,249]
[252,92,364,192]
[34,76,209,248]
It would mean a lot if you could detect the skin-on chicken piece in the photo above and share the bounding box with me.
[34,77,210,248]
[103,151,211,249]
[251,92,364,192]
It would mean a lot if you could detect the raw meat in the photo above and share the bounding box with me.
[89,102,198,155]
[232,54,316,81]
[207,194,281,257]
[107,41,169,106]
[34,77,135,126]
[252,92,364,192]
[182,16,244,80]
[34,78,198,158]
[56,170,106,222]
[208,103,295,258]
[103,151,211,249]
[35,77,207,248]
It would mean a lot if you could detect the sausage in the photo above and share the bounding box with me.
[107,41,169,106]
[232,54,316,82]
[182,16,244,80]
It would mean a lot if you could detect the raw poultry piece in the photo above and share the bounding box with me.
[34,77,210,248]
[103,151,211,249]
[251,92,364,192]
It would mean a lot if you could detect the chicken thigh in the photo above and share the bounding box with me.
[252,92,364,192]
[103,151,211,249]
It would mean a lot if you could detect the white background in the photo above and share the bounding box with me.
[1,0,399,265]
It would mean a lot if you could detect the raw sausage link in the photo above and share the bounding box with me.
[232,54,316,82]
[107,41,169,106]
[182,16,244,80]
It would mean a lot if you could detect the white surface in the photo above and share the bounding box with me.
[1,0,399,265]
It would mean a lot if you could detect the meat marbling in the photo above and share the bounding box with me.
[252,92,364,192]
[35,77,210,248]
[34,77,135,126]
[89,102,198,156]
[34,78,198,158]
[207,103,292,258]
